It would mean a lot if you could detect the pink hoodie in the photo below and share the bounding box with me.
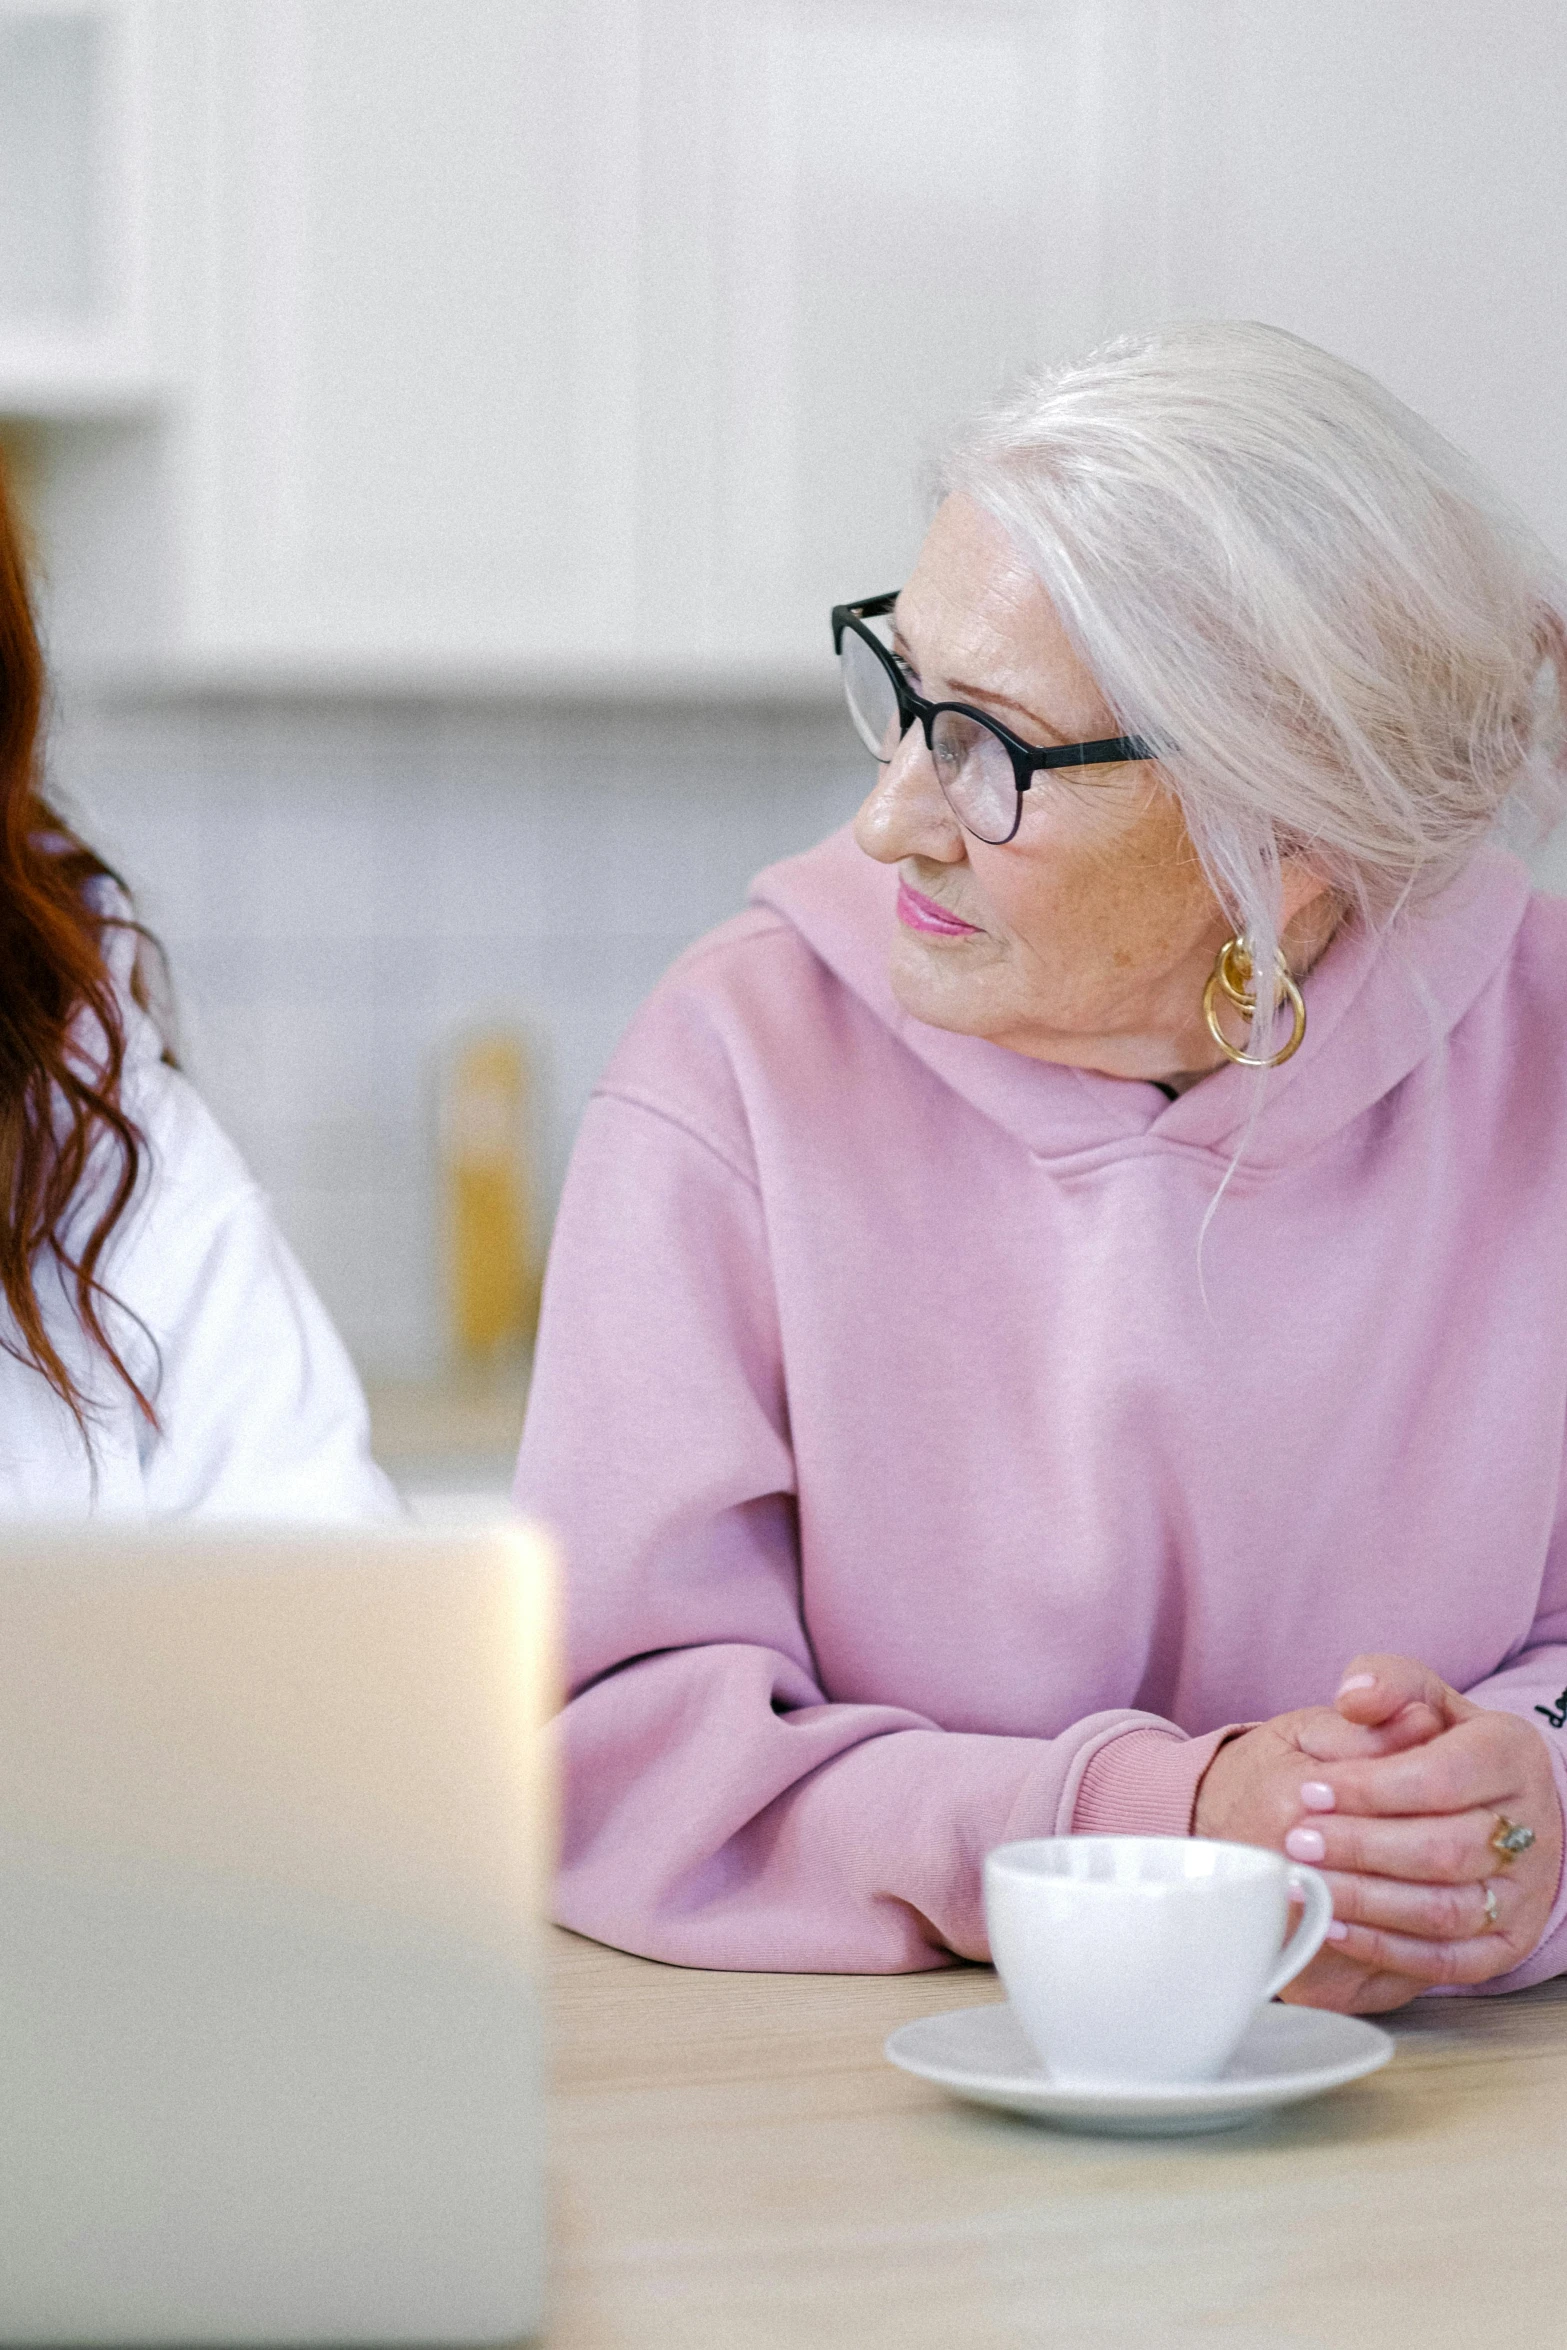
[517,827,1567,1987]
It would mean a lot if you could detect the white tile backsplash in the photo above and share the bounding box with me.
[47,689,862,1378]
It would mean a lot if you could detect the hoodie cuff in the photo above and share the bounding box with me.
[1072,1723,1254,1838]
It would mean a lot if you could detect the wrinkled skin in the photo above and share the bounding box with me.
[852,493,1562,2011]
[850,493,1336,1082]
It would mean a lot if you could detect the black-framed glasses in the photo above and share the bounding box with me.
[831,591,1154,845]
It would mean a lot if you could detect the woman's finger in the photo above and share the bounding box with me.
[1284,1803,1508,1883]
[1318,1912,1521,1987]
[1334,1652,1473,1734]
[1318,1866,1509,1943]
[1295,1706,1445,1764]
[1278,1951,1438,2015]
[1296,1713,1524,1819]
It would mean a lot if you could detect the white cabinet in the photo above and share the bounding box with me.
[24,0,1114,691]
[175,0,600,680]
[15,0,1565,692]
[614,0,1099,679]
[156,0,1101,692]
[0,0,168,413]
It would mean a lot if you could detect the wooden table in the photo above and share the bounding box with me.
[548,1925,1567,2348]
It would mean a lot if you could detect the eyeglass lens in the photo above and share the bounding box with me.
[928,709,1020,844]
[839,624,1020,845]
[840,627,903,761]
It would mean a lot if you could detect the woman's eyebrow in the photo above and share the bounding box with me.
[945,677,1070,739]
[892,610,1074,742]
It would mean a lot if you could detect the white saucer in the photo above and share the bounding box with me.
[885,2000,1393,2135]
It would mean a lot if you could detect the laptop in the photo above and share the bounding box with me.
[0,1522,555,2346]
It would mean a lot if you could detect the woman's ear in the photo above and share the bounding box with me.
[1279,857,1344,973]
[1279,855,1333,928]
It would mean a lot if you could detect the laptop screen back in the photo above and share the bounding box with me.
[0,1523,555,2347]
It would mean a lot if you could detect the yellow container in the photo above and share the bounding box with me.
[442,1030,539,1361]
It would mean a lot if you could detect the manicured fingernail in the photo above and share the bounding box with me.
[1300,1782,1337,1812]
[1337,1673,1377,1694]
[1326,1919,1350,1942]
[1285,1827,1326,1862]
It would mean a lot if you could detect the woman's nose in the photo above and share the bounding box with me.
[851,724,965,866]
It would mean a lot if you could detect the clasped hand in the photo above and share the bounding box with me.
[1192,1654,1563,2013]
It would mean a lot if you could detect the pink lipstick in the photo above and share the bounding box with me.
[897,879,982,938]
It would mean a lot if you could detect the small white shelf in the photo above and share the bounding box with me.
[0,362,165,418]
[73,645,845,706]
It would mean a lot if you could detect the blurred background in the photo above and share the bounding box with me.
[1,0,1565,1503]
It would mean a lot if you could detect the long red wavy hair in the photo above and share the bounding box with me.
[0,447,165,1433]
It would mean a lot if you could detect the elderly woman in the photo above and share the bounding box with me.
[519,323,1567,2012]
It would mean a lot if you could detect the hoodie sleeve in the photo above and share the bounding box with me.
[1401,1406,1567,1995]
[516,1081,1232,1973]
[1441,1628,1567,1994]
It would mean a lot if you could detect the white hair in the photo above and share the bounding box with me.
[938,321,1567,1044]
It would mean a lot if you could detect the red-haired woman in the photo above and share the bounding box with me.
[0,461,392,1515]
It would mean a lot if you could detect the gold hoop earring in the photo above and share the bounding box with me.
[1202,936,1307,1069]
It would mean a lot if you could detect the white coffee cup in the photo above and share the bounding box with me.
[984,1836,1334,2088]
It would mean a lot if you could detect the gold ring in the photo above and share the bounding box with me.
[1491,1816,1536,1866]
[1481,1884,1500,1931]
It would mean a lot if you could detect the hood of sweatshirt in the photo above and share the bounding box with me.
[748,825,1534,1173]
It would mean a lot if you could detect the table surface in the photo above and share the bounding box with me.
[547,1923,1567,2350]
